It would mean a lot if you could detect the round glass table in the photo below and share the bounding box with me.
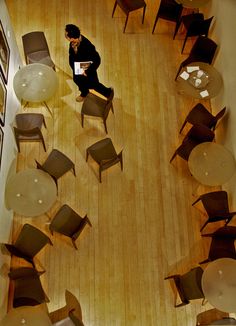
[176,62,223,100]
[202,258,236,313]
[0,306,52,325]
[5,168,57,217]
[188,142,236,186]
[13,63,58,116]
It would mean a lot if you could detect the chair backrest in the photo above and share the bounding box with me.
[200,191,229,217]
[187,124,215,142]
[36,149,75,180]
[187,16,214,37]
[8,267,48,308]
[196,309,230,326]
[189,36,218,64]
[179,267,204,301]
[22,31,50,63]
[157,0,183,22]
[14,223,52,258]
[214,107,226,126]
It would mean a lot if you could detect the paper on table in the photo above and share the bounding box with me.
[180,71,190,80]
[187,66,199,73]
[200,90,209,98]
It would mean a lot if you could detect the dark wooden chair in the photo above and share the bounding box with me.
[3,224,52,268]
[175,36,217,80]
[49,290,84,325]
[179,104,226,134]
[165,266,205,307]
[14,113,47,152]
[86,138,123,182]
[170,124,215,163]
[49,204,92,250]
[35,149,76,190]
[152,0,183,35]
[112,0,146,33]
[22,31,55,69]
[8,267,49,308]
[173,13,214,53]
[81,88,114,134]
[200,226,236,264]
[192,191,236,232]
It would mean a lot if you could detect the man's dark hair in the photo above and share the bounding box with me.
[65,24,81,38]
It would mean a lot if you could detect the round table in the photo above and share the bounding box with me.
[13,63,58,116]
[202,258,236,313]
[5,168,57,217]
[175,0,210,8]
[176,62,223,100]
[188,142,236,186]
[0,306,52,325]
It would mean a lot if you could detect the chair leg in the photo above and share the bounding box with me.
[181,35,188,53]
[170,151,177,163]
[86,150,89,162]
[199,258,210,265]
[173,20,182,40]
[200,221,208,232]
[72,165,76,176]
[192,197,201,206]
[41,138,47,152]
[72,239,78,250]
[103,120,108,134]
[123,13,129,33]
[152,14,158,34]
[81,113,84,128]
[175,64,182,81]
[119,152,123,171]
[99,167,102,183]
[179,120,187,134]
[42,117,47,128]
[112,1,117,17]
[142,4,146,24]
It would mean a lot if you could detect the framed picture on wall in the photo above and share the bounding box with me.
[0,20,10,83]
[0,72,6,126]
[0,125,3,171]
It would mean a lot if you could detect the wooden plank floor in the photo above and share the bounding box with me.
[5,0,227,325]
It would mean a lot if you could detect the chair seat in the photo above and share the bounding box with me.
[28,50,55,68]
[181,13,204,29]
[38,149,75,179]
[81,93,107,117]
[87,138,118,164]
[50,205,83,237]
[186,103,215,127]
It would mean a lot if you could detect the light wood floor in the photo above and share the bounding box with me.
[5,0,227,325]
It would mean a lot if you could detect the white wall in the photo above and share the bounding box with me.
[205,0,236,201]
[0,0,22,317]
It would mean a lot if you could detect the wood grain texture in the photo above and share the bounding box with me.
[5,0,229,325]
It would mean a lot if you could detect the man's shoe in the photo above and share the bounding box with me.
[76,95,85,102]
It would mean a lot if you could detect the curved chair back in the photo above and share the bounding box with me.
[152,0,183,34]
[4,224,52,266]
[8,267,49,308]
[112,0,146,33]
[35,149,76,187]
[22,31,55,68]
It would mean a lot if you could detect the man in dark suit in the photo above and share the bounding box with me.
[65,24,113,102]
